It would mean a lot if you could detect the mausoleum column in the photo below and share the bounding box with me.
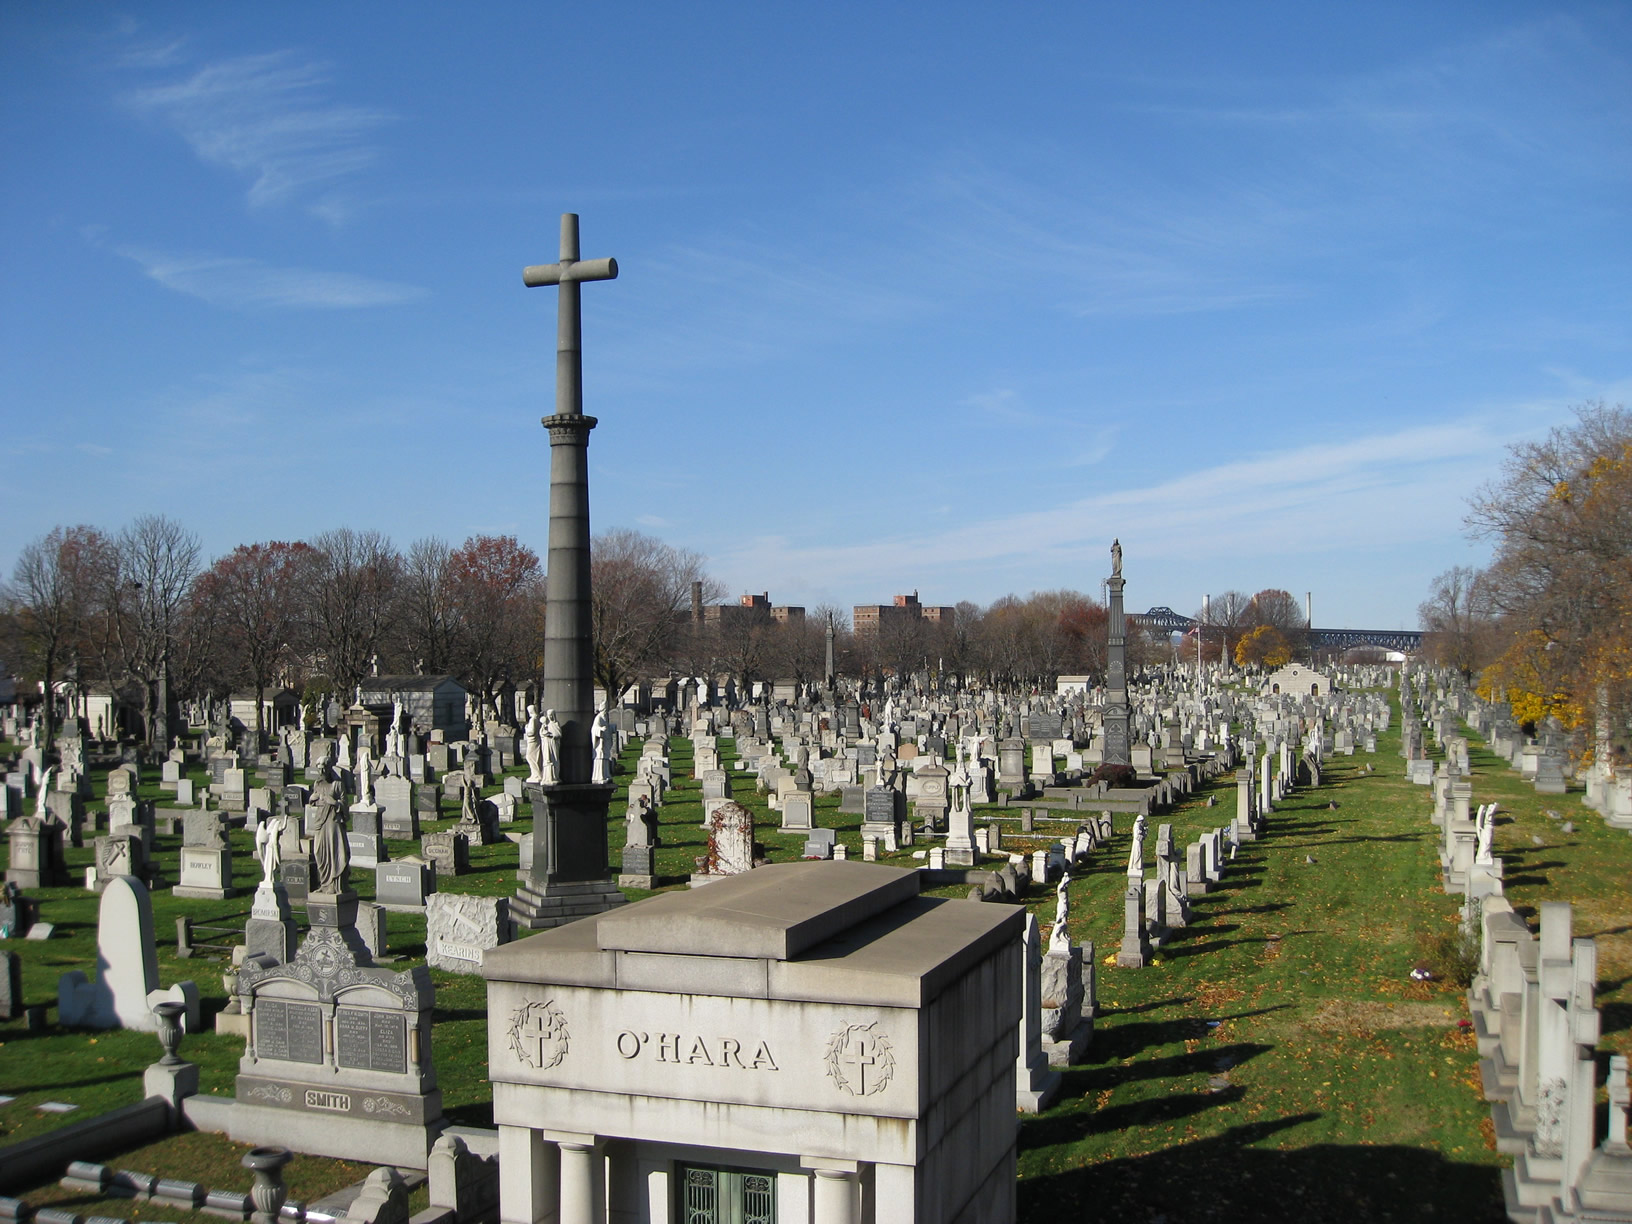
[498,1125,559,1224]
[810,1166,859,1224]
[558,1141,602,1224]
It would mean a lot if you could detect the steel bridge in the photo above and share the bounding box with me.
[1132,607,1423,654]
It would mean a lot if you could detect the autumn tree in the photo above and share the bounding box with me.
[193,541,317,746]
[3,525,115,747]
[1234,624,1294,668]
[445,534,544,712]
[1466,400,1632,746]
[1048,590,1108,676]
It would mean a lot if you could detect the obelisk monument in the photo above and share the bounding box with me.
[511,213,627,930]
[1102,539,1132,767]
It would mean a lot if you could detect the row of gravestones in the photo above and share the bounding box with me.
[1471,898,1632,1222]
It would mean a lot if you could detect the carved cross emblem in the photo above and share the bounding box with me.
[824,1022,895,1097]
[509,999,569,1070]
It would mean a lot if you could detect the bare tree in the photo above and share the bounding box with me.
[1417,565,1498,680]
[305,528,403,699]
[590,529,720,706]
[104,515,201,748]
[398,536,456,673]
[4,525,114,747]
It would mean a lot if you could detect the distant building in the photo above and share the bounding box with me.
[696,592,805,628]
[853,592,956,637]
[1261,663,1336,698]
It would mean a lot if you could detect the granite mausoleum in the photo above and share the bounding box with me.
[483,860,1023,1223]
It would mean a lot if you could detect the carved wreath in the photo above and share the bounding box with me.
[824,1022,895,1097]
[508,999,570,1070]
[362,1096,411,1117]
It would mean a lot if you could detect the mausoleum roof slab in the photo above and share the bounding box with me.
[593,861,921,960]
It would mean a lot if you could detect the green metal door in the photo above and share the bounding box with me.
[679,1165,776,1224]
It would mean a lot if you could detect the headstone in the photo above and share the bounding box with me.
[376,858,436,910]
[778,790,815,834]
[861,786,905,851]
[57,877,199,1032]
[377,776,417,840]
[692,800,756,883]
[235,895,440,1166]
[245,883,298,965]
[801,827,836,860]
[280,856,311,903]
[174,842,234,901]
[425,894,511,975]
[0,950,20,1021]
[421,831,470,880]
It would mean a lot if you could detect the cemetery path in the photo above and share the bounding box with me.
[1016,694,1516,1224]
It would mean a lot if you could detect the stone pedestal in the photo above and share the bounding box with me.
[618,845,657,891]
[145,1058,200,1112]
[245,883,297,965]
[1116,881,1150,968]
[512,782,626,931]
[860,786,905,851]
[1040,940,1094,1067]
[174,844,235,900]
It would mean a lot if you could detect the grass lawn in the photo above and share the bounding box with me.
[2,689,1628,1222]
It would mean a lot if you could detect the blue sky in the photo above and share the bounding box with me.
[3,4,1628,630]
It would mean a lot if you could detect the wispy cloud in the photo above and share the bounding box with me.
[117,246,428,309]
[706,414,1528,600]
[123,51,391,219]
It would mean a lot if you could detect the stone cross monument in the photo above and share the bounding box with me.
[1102,538,1132,766]
[512,213,627,930]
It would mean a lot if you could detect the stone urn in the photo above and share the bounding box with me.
[243,1146,293,1224]
[153,1001,187,1066]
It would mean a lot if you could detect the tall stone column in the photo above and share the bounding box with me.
[513,214,626,930]
[1102,540,1131,766]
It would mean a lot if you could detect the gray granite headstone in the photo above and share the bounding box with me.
[375,859,435,909]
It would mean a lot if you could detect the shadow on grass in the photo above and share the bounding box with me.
[1088,1007,1292,1062]
[1602,1001,1632,1038]
[1026,1081,1255,1145]
[7,1068,143,1094]
[1018,1116,1507,1223]
[1096,995,1196,1018]
[1209,901,1295,918]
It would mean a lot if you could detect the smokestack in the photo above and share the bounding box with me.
[691,580,703,624]
[1203,593,1210,622]
[1306,591,1312,627]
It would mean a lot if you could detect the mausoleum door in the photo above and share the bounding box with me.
[678,1164,776,1224]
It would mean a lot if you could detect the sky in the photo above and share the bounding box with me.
[2,4,1629,632]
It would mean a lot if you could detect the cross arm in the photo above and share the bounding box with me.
[523,257,619,287]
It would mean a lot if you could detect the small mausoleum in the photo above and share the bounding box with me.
[359,674,469,739]
[1260,662,1336,698]
[483,860,1023,1224]
[228,688,301,738]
